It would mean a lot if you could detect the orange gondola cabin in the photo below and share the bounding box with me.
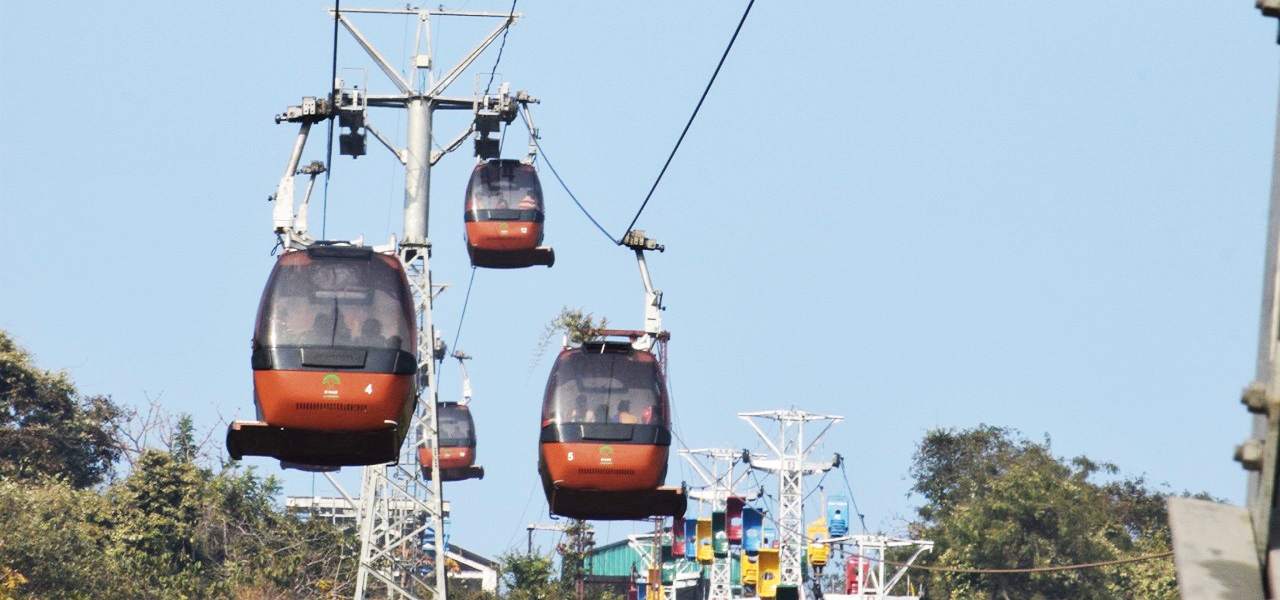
[418,402,484,481]
[538,333,685,520]
[464,159,554,269]
[227,244,418,467]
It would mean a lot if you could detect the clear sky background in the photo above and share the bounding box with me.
[2,1,1278,562]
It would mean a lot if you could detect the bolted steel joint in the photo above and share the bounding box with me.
[1236,438,1265,471]
[1243,382,1269,414]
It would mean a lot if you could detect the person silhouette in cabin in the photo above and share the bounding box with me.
[613,400,640,424]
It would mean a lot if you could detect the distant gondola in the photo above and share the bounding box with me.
[418,402,484,481]
[464,159,554,269]
[537,332,685,520]
[227,244,417,467]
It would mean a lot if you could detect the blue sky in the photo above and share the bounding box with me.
[2,1,1277,561]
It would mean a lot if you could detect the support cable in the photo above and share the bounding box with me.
[322,0,341,239]
[620,0,756,241]
[504,482,540,552]
[803,471,832,502]
[839,459,869,534]
[533,137,618,244]
[484,0,518,96]
[880,551,1174,574]
[451,266,478,351]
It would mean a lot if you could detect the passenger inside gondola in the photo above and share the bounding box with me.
[357,318,385,347]
[614,400,639,424]
[468,163,542,213]
[308,312,343,345]
[567,395,596,422]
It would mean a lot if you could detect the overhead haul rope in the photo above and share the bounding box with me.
[839,458,869,534]
[322,0,342,239]
[446,1,516,353]
[803,471,833,502]
[532,137,618,244]
[877,551,1174,574]
[504,482,541,552]
[619,0,756,241]
[451,266,478,352]
[484,0,518,96]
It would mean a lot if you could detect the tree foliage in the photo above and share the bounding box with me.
[0,331,123,488]
[499,550,562,600]
[907,425,1178,599]
[0,331,358,599]
[531,308,611,374]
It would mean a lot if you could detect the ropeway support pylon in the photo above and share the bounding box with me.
[266,6,538,599]
[741,410,842,600]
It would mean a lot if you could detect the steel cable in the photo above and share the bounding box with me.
[620,0,756,241]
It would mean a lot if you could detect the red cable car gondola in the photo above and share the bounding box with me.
[464,159,554,269]
[418,402,484,481]
[537,332,685,520]
[227,244,417,467]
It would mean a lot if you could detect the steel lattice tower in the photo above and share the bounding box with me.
[740,410,841,600]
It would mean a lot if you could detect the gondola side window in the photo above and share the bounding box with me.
[257,251,414,353]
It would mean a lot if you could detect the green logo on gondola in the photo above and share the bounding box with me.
[322,374,342,396]
[599,445,614,456]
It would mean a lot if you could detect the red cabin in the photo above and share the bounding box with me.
[464,159,554,269]
[727,496,745,543]
[537,335,685,520]
[418,402,484,481]
[227,244,417,467]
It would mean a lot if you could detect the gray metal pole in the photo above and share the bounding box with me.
[404,97,431,245]
[403,92,448,599]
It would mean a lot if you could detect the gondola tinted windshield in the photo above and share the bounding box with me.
[542,348,665,427]
[254,247,415,355]
[438,404,476,447]
[466,160,543,217]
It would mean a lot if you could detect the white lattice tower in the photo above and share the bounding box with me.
[681,448,751,600]
[262,6,532,600]
[740,410,842,599]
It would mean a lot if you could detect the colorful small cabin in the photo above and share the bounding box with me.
[827,495,850,537]
[671,515,686,558]
[684,518,699,557]
[742,507,763,554]
[726,496,745,543]
[758,548,780,599]
[807,518,829,567]
[741,552,759,586]
[712,511,729,557]
[696,518,713,564]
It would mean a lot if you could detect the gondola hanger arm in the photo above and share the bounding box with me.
[622,230,665,350]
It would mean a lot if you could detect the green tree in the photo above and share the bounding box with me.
[499,550,563,600]
[532,308,611,372]
[0,331,123,488]
[0,331,361,598]
[0,478,143,598]
[908,425,1177,600]
[557,520,595,599]
[112,448,210,597]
